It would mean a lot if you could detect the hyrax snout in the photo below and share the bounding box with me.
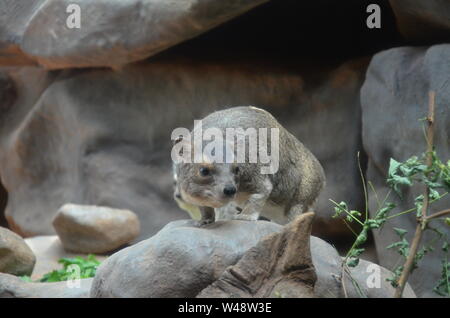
[172,106,325,225]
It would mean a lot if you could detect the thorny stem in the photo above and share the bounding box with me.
[394,91,436,298]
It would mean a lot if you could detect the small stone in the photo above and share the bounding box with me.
[52,204,140,254]
[0,227,36,276]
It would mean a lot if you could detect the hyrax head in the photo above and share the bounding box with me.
[172,135,240,209]
[177,161,240,209]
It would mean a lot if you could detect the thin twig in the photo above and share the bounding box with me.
[394,91,436,298]
[386,192,448,220]
[357,152,369,222]
[425,209,450,221]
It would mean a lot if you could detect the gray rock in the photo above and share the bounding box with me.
[24,235,108,281]
[197,213,318,298]
[91,218,412,298]
[0,0,268,69]
[361,44,450,297]
[0,227,35,276]
[0,0,44,66]
[342,259,416,298]
[53,204,140,254]
[389,0,450,42]
[0,273,92,298]
[91,219,282,297]
[0,58,367,241]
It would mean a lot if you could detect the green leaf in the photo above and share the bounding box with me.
[39,255,101,282]
[332,201,348,218]
[388,158,402,178]
[393,228,408,239]
[20,276,33,283]
[433,259,450,296]
[347,258,360,267]
[355,229,368,246]
[428,188,440,201]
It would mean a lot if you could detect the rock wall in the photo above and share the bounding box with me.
[0,57,368,240]
[0,0,268,69]
[0,181,6,228]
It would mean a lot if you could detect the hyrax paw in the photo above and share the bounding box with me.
[233,213,259,221]
[197,218,215,226]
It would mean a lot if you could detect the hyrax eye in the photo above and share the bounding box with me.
[199,167,210,176]
[233,166,240,174]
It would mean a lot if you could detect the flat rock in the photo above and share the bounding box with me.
[0,273,92,298]
[53,204,140,254]
[0,227,35,276]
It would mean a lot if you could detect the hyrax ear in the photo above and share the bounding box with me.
[171,135,192,163]
[173,135,186,157]
[173,135,183,145]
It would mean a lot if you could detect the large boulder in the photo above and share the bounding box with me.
[52,204,140,254]
[0,58,368,241]
[0,227,35,276]
[361,44,450,297]
[91,219,281,298]
[198,214,415,298]
[92,216,415,298]
[389,0,450,42]
[0,0,268,69]
[0,273,92,298]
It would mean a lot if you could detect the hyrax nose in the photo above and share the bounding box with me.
[223,185,237,197]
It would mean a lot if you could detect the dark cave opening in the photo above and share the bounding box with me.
[162,0,404,62]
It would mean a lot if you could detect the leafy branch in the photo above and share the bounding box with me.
[331,91,450,297]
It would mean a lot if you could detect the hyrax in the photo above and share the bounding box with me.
[172,106,325,225]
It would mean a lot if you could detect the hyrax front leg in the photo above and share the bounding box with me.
[235,178,273,221]
[198,206,215,226]
[286,203,307,222]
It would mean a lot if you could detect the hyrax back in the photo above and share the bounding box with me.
[175,106,325,224]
